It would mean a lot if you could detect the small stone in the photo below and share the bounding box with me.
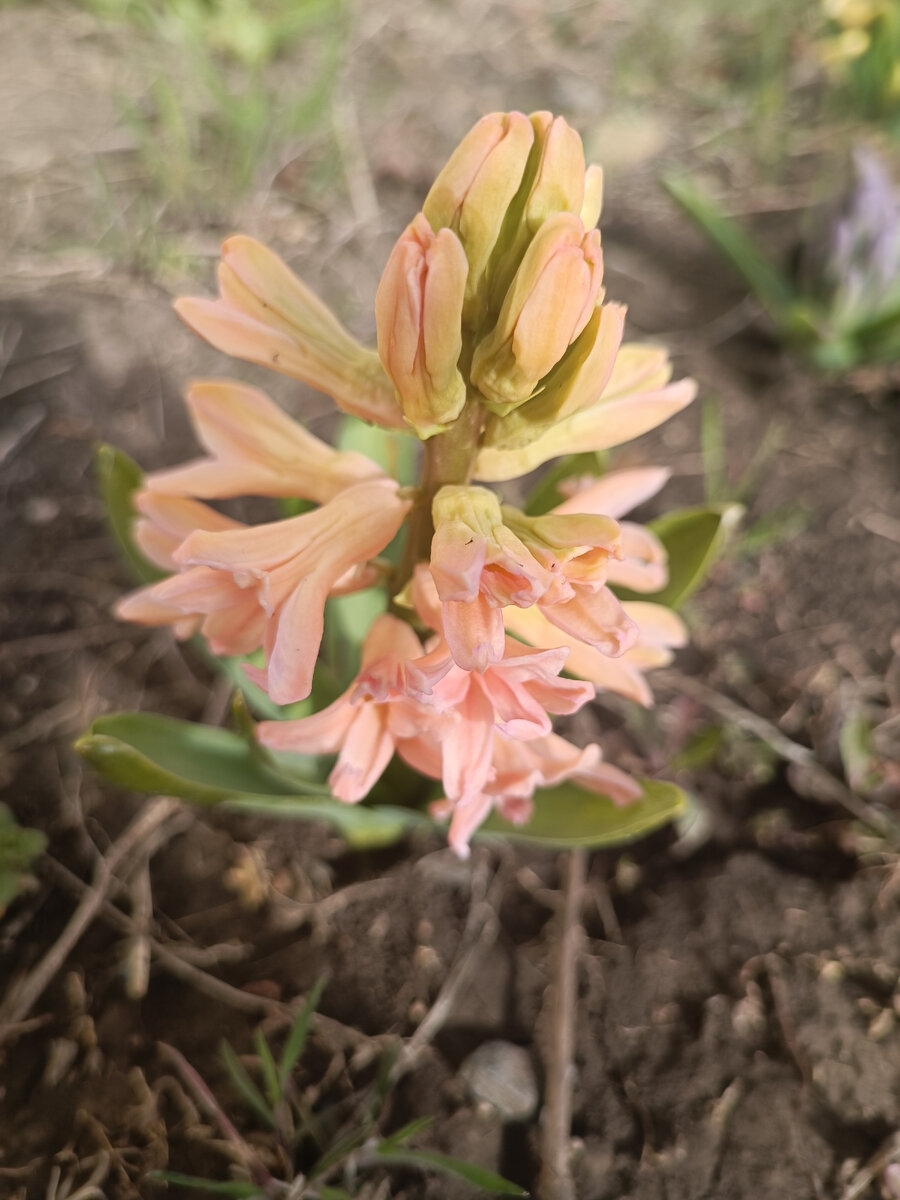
[408,999,428,1026]
[819,959,845,983]
[459,1040,538,1123]
[867,1008,894,1042]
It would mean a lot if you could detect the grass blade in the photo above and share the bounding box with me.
[253,1028,281,1111]
[278,975,327,1089]
[220,1040,275,1129]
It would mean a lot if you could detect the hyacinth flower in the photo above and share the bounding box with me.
[94,109,716,855]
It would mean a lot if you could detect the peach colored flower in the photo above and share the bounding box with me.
[503,465,686,705]
[505,601,686,708]
[423,110,535,326]
[258,614,427,802]
[554,467,671,593]
[375,213,468,438]
[174,236,404,429]
[475,344,697,482]
[120,481,410,704]
[472,213,604,414]
[146,381,385,502]
[431,730,641,857]
[429,485,635,671]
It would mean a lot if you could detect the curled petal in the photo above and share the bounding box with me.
[539,587,638,657]
[175,237,403,429]
[475,377,697,481]
[553,466,671,519]
[147,381,384,502]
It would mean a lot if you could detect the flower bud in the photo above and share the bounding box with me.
[486,113,593,312]
[472,213,604,413]
[423,111,535,328]
[524,112,587,231]
[581,164,604,230]
[375,213,469,439]
[479,302,625,450]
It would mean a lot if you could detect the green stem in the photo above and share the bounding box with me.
[392,396,484,600]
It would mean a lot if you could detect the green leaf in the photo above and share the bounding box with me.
[75,712,426,849]
[374,1149,527,1195]
[278,975,327,1088]
[0,806,47,913]
[663,174,796,323]
[700,398,727,504]
[219,797,428,850]
[75,712,323,802]
[220,1039,275,1129]
[95,444,163,584]
[378,1115,434,1150]
[146,1171,263,1196]
[839,708,880,796]
[325,588,388,684]
[253,1028,281,1111]
[613,504,743,610]
[336,415,417,485]
[479,778,685,849]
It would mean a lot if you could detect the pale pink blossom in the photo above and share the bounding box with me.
[258,614,428,802]
[429,485,636,671]
[120,481,410,704]
[431,730,641,857]
[146,381,385,502]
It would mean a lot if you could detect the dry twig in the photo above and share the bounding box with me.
[0,797,178,1037]
[659,669,900,844]
[538,849,587,1200]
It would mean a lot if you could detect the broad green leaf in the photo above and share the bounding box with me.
[75,713,427,849]
[0,806,47,913]
[479,778,685,849]
[374,1148,527,1195]
[336,415,417,484]
[146,1171,263,1197]
[613,503,743,610]
[95,444,163,584]
[278,975,327,1087]
[75,712,324,802]
[663,174,796,322]
[220,1040,275,1129]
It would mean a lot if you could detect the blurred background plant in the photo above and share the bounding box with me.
[150,978,525,1198]
[72,0,350,273]
[817,0,900,123]
[664,144,900,372]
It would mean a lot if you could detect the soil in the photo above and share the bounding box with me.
[2,4,900,1199]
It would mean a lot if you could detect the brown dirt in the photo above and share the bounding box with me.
[2,2,900,1198]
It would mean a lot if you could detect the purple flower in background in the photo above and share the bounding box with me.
[828,147,900,321]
